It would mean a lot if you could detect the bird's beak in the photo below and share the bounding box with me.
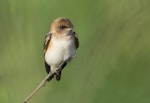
[67,28,73,34]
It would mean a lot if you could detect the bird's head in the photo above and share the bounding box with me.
[50,17,74,36]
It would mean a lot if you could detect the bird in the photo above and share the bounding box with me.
[43,17,79,81]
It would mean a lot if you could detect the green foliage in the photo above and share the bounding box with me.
[0,0,150,103]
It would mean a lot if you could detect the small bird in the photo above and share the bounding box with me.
[43,17,79,81]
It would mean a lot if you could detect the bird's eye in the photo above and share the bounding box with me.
[59,25,67,29]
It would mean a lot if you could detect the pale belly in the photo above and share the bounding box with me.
[45,39,76,68]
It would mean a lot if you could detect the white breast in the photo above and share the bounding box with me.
[45,37,76,68]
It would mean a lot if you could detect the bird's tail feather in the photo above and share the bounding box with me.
[56,71,61,81]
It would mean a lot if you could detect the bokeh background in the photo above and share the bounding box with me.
[0,0,150,103]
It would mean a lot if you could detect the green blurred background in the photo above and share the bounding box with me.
[0,0,150,103]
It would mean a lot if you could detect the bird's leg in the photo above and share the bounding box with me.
[52,68,58,75]
[54,61,66,74]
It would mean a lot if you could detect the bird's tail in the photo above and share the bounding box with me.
[47,71,61,81]
[55,71,61,81]
[55,61,68,81]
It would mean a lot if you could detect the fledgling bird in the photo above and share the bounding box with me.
[43,17,79,81]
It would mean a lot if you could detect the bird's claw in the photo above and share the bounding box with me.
[54,68,59,74]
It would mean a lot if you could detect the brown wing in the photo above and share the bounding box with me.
[43,32,52,54]
[43,32,53,78]
[73,32,79,49]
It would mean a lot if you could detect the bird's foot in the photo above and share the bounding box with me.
[53,68,59,75]
[54,68,62,76]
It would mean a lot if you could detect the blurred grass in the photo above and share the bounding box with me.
[0,0,150,103]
